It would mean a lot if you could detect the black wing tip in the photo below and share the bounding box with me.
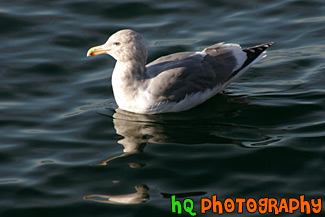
[244,42,273,53]
[242,42,273,63]
[230,42,273,78]
[256,42,274,47]
[227,42,273,80]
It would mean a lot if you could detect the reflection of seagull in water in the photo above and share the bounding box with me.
[84,185,149,205]
[87,29,272,114]
[84,183,206,205]
[92,107,246,166]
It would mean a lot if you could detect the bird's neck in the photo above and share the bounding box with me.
[111,60,147,110]
[113,60,146,79]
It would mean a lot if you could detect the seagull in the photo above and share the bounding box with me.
[87,29,272,114]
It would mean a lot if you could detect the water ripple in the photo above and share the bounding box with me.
[1,0,324,216]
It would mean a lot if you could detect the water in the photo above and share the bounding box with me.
[1,0,324,216]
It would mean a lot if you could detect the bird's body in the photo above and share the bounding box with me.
[87,29,272,114]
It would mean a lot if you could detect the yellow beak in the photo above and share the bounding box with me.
[87,45,108,57]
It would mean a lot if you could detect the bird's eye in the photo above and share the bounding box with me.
[113,42,121,46]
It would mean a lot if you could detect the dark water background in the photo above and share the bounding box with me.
[1,0,324,216]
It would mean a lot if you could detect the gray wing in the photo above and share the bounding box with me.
[145,42,272,103]
[145,44,238,102]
